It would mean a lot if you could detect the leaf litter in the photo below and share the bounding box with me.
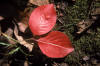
[13,22,34,52]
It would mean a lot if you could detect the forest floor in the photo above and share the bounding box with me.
[0,0,100,66]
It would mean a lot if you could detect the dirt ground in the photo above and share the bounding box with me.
[0,0,100,66]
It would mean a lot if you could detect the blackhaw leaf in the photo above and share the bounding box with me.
[29,4,56,35]
[38,31,74,58]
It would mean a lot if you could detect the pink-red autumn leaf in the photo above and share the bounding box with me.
[29,4,56,35]
[37,31,74,58]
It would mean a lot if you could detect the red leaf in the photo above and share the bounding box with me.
[37,31,74,58]
[29,4,56,35]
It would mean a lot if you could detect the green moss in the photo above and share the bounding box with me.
[56,0,100,65]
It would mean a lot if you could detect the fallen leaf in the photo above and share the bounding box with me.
[38,31,74,58]
[60,63,69,66]
[17,7,32,33]
[5,28,15,44]
[53,62,69,66]
[18,22,28,33]
[29,4,56,35]
[29,0,49,6]
[91,8,100,15]
[76,19,94,34]
[14,23,33,52]
[83,56,90,61]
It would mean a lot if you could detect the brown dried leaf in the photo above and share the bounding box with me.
[76,20,94,34]
[29,0,49,6]
[83,56,90,61]
[18,22,28,33]
[53,62,69,66]
[14,24,33,52]
[5,28,15,44]
[17,8,32,33]
[5,28,13,37]
[60,63,69,66]
[91,8,100,15]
